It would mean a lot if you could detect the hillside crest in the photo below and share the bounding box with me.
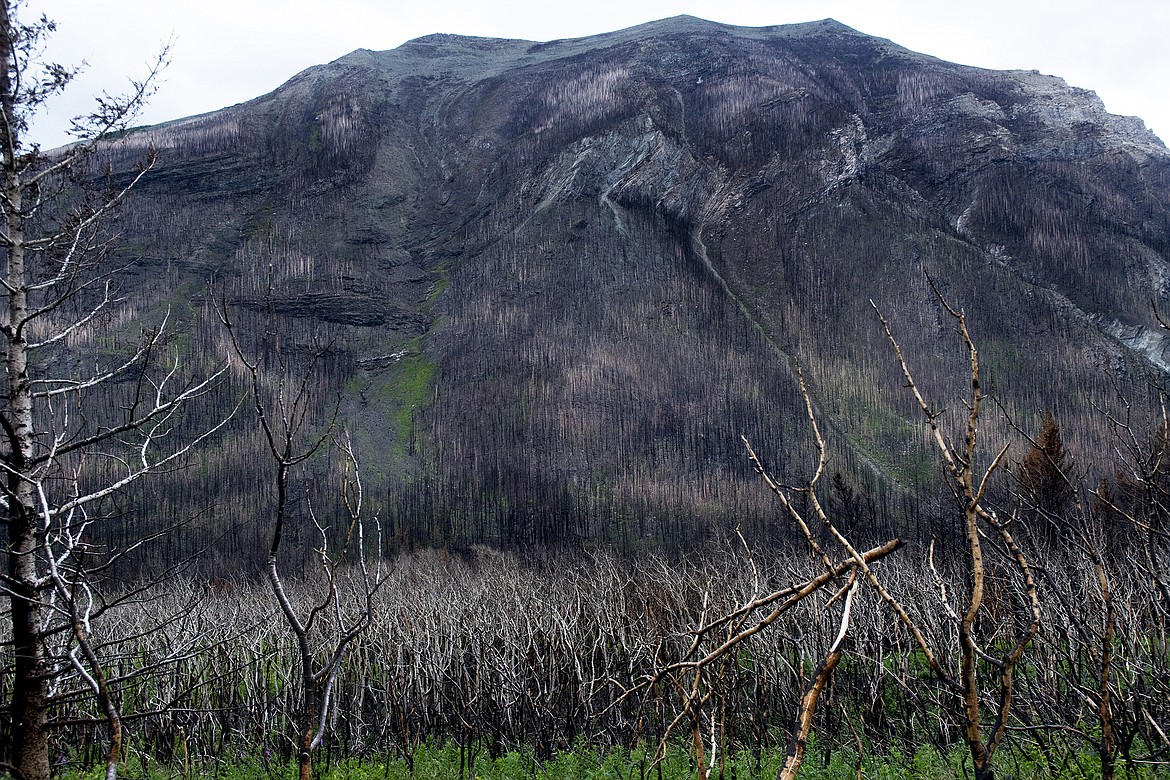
[98,16,1170,555]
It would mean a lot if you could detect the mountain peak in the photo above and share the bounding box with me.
[403,31,528,48]
[590,15,869,43]
[105,14,1170,553]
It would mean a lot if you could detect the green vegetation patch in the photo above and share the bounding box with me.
[385,340,437,454]
[424,267,450,311]
[344,336,438,476]
[62,739,1162,780]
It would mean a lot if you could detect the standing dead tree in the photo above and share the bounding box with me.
[617,368,904,780]
[998,409,1131,778]
[631,281,1042,780]
[222,307,385,780]
[1058,376,1170,773]
[0,6,230,780]
[870,288,1042,780]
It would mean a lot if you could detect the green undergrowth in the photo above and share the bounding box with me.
[384,338,437,459]
[60,738,1170,780]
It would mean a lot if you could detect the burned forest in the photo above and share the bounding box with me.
[3,8,1170,780]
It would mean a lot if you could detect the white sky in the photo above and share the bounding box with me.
[21,0,1170,149]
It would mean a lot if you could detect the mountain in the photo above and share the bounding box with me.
[89,16,1170,560]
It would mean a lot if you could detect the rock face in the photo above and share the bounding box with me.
[98,16,1170,555]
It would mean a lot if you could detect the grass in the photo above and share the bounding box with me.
[380,338,437,462]
[339,333,438,482]
[61,739,1170,780]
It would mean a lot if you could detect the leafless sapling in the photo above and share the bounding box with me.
[222,305,385,780]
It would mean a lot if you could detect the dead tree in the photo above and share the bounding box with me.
[617,369,904,780]
[0,6,231,780]
[870,289,1042,780]
[1067,379,1170,772]
[222,309,385,780]
[997,407,1135,778]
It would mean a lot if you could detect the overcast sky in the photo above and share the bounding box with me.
[21,0,1170,149]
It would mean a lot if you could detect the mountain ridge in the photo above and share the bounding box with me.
[82,17,1170,560]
